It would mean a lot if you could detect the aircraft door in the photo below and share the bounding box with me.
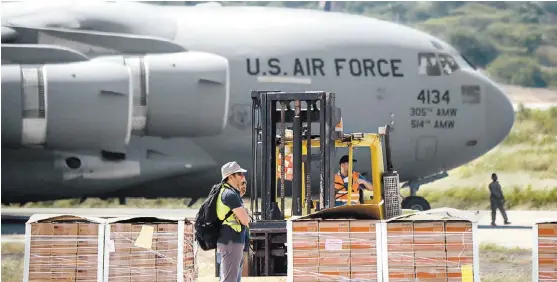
[415,136,437,162]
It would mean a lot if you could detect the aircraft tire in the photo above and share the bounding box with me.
[401,196,431,211]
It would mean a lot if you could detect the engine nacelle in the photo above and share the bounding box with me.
[94,51,230,137]
[1,62,132,152]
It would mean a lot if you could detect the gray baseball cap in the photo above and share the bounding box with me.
[221,161,247,181]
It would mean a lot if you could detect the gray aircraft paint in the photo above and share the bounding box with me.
[0,2,514,202]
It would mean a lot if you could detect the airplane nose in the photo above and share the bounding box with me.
[485,83,515,149]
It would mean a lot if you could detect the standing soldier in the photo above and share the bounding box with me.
[489,173,511,226]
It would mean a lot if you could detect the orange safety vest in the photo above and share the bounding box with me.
[334,171,361,204]
[277,153,293,181]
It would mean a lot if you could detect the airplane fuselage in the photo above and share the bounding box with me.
[1,3,514,203]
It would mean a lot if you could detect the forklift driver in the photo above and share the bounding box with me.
[334,155,374,206]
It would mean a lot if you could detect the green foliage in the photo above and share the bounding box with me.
[542,68,557,87]
[540,2,557,15]
[480,243,530,253]
[448,28,499,67]
[419,185,557,210]
[2,258,24,282]
[487,55,547,87]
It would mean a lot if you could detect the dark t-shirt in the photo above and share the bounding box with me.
[217,185,247,245]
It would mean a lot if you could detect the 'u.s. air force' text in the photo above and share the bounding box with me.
[246,58,404,77]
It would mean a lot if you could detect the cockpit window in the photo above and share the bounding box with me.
[438,53,460,75]
[460,54,477,70]
[418,52,441,76]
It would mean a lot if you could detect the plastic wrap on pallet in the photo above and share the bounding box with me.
[381,208,480,282]
[286,214,383,281]
[533,219,557,282]
[287,206,480,282]
[103,216,197,282]
[23,214,105,282]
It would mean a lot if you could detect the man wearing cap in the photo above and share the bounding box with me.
[216,161,250,282]
[334,155,374,206]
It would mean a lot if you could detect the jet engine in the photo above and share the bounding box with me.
[1,61,132,153]
[94,51,230,138]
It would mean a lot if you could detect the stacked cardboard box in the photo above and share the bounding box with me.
[318,220,350,281]
[104,216,197,282]
[288,207,480,282]
[24,215,104,282]
[535,220,557,282]
[386,222,415,281]
[24,215,196,282]
[382,219,477,282]
[349,220,380,281]
[290,219,380,282]
[445,221,474,282]
[413,221,446,282]
[291,220,319,282]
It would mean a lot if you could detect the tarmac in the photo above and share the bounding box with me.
[2,208,556,249]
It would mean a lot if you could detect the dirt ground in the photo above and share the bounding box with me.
[2,243,533,282]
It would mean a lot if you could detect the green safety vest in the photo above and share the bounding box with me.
[216,183,242,233]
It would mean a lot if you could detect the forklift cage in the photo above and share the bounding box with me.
[249,90,340,220]
[278,133,388,218]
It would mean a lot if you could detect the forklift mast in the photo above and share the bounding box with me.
[250,90,341,220]
[245,90,341,276]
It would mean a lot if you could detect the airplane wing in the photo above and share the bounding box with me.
[3,25,187,63]
[2,44,89,64]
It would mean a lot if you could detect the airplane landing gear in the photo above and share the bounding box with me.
[118,197,127,205]
[402,196,431,211]
[401,171,448,211]
[402,181,431,211]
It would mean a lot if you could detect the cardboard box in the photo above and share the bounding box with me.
[538,223,557,237]
[446,250,474,266]
[414,251,447,266]
[292,266,319,282]
[318,266,350,282]
[539,253,557,266]
[292,250,319,266]
[386,222,414,252]
[350,220,378,253]
[292,220,318,233]
[387,266,415,281]
[534,220,557,282]
[415,266,447,280]
[292,236,318,251]
[382,210,480,282]
[319,251,350,266]
[350,252,378,266]
[288,208,480,282]
[103,216,196,282]
[538,237,557,254]
[413,222,445,251]
[24,215,105,282]
[351,265,379,281]
[318,221,350,252]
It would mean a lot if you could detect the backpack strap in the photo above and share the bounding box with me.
[223,209,234,221]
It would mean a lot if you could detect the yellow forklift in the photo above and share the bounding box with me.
[276,129,398,219]
[241,90,403,277]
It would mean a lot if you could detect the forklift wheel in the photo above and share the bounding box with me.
[401,196,431,211]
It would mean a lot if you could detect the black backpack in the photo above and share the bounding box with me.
[194,183,234,251]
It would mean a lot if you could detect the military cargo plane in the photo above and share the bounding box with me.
[1,1,515,210]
